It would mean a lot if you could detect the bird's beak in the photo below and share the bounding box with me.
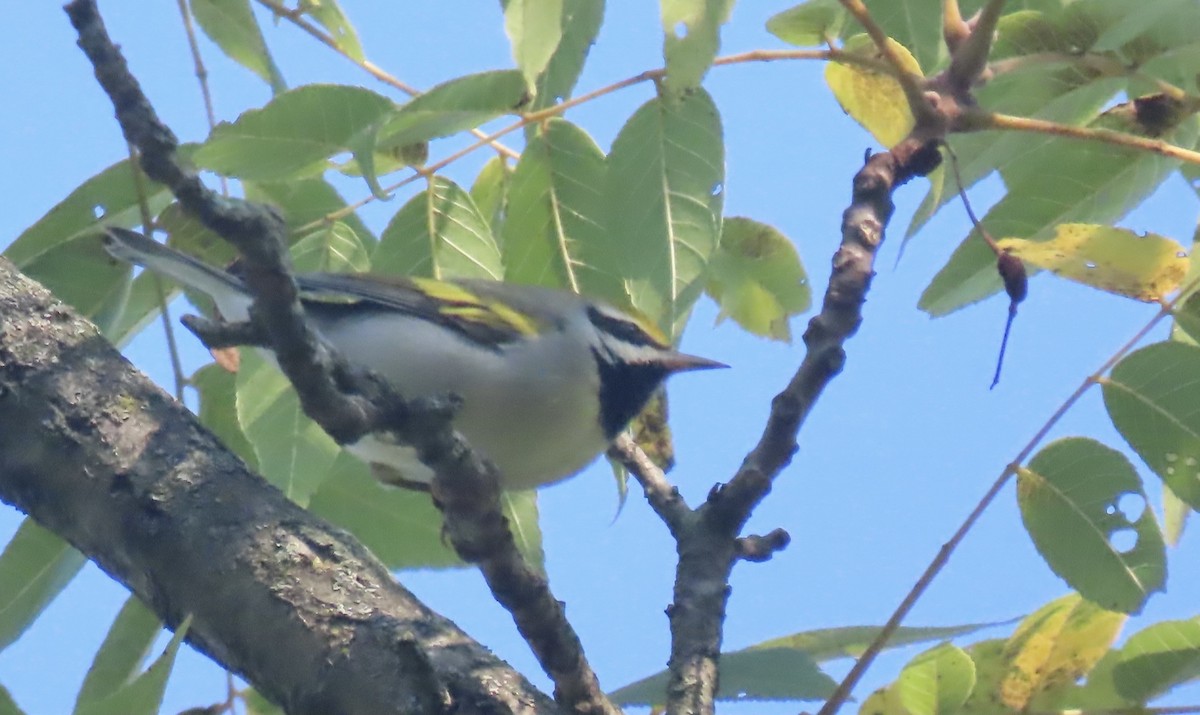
[662,351,729,373]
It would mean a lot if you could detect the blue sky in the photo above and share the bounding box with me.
[3,2,1200,714]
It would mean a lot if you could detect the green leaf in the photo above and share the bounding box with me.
[0,684,26,715]
[1017,438,1165,614]
[1104,341,1200,510]
[193,84,395,180]
[707,217,810,341]
[1112,618,1200,701]
[304,0,364,61]
[895,643,975,715]
[290,222,370,273]
[999,594,1126,710]
[609,646,836,705]
[959,639,1007,715]
[501,490,544,572]
[606,89,724,337]
[996,223,1188,302]
[193,363,259,469]
[752,621,1011,663]
[246,177,377,245]
[12,231,131,335]
[530,0,605,112]
[373,176,503,280]
[4,157,170,268]
[74,596,161,712]
[0,518,86,652]
[236,351,340,505]
[660,0,735,96]
[307,453,461,569]
[919,115,1199,316]
[3,157,173,334]
[1172,291,1200,343]
[767,0,846,47]
[860,0,938,72]
[75,616,190,715]
[470,155,512,233]
[189,0,286,93]
[503,119,627,306]
[502,0,564,89]
[859,686,908,715]
[242,687,284,715]
[375,70,529,152]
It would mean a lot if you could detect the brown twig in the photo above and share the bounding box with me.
[959,110,1200,165]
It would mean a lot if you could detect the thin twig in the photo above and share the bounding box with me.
[173,0,228,195]
[125,143,188,402]
[294,49,891,233]
[609,434,690,535]
[961,110,1200,165]
[814,279,1196,715]
[252,0,520,161]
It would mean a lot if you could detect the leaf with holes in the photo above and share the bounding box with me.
[503,119,626,306]
[825,35,920,149]
[1111,618,1200,701]
[707,217,810,342]
[1017,438,1164,614]
[767,0,846,47]
[895,643,975,715]
[1000,594,1126,710]
[996,224,1187,302]
[920,116,1199,316]
[193,85,396,181]
[189,0,286,93]
[661,0,735,96]
[606,89,724,337]
[373,176,502,280]
[1104,341,1200,509]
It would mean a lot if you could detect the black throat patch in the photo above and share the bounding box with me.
[592,347,670,439]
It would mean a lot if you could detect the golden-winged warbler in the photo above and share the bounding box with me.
[103,228,725,490]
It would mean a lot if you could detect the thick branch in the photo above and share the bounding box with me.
[64,3,616,712]
[0,257,556,715]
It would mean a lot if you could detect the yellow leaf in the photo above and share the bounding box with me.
[998,223,1189,302]
[824,35,920,148]
[999,594,1125,711]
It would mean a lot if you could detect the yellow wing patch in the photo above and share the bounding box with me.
[413,277,539,337]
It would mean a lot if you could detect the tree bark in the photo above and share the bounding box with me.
[0,256,558,715]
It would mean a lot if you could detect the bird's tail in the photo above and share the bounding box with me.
[103,227,248,301]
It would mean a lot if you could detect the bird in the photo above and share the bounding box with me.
[103,227,726,490]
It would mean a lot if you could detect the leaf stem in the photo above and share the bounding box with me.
[961,110,1200,165]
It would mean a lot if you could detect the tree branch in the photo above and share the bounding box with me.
[0,257,557,715]
[64,3,616,712]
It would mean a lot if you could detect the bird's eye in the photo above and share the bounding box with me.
[586,306,663,348]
